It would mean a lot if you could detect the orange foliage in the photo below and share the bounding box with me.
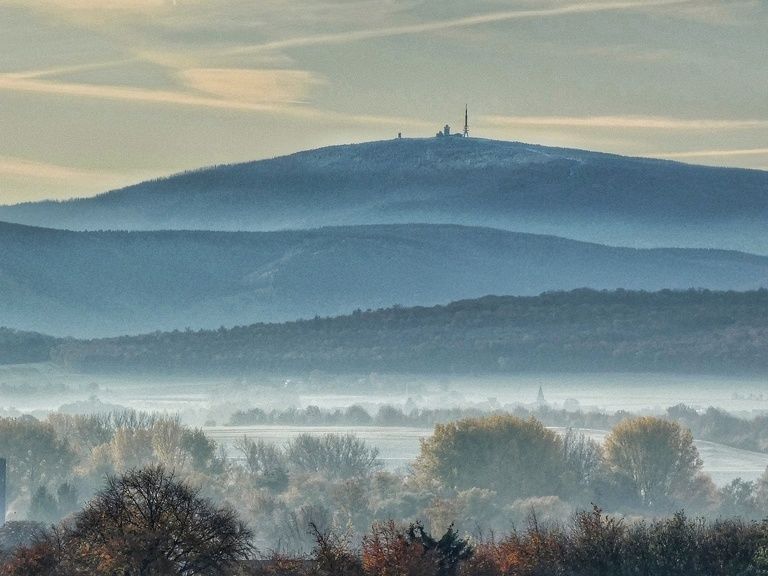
[1,540,61,576]
[362,521,438,576]
[459,527,564,576]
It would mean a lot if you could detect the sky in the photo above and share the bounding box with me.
[0,0,766,204]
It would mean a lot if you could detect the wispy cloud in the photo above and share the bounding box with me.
[565,45,685,63]
[652,0,762,25]
[652,148,768,158]
[0,71,303,112]
[0,156,111,180]
[230,0,689,53]
[181,68,323,104]
[1,0,178,15]
[0,69,430,130]
[0,156,145,204]
[481,115,768,131]
[9,59,137,80]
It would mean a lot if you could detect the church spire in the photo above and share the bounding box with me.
[463,105,469,137]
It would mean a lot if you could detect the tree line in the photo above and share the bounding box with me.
[3,410,768,559]
[228,402,768,455]
[0,329,56,365]
[38,288,768,375]
[4,469,768,575]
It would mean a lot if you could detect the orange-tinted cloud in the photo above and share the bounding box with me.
[481,115,768,131]
[654,148,768,158]
[0,72,296,112]
[0,156,146,204]
[181,68,322,105]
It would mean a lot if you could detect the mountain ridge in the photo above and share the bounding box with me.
[38,288,768,376]
[2,138,766,252]
[1,220,768,338]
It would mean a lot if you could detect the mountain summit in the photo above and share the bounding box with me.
[2,138,767,252]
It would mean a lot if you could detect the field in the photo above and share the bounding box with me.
[4,366,767,486]
[4,366,766,414]
[204,424,768,486]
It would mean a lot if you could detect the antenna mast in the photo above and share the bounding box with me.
[463,105,469,137]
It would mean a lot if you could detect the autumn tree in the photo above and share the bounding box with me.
[0,521,47,565]
[0,418,76,501]
[603,417,702,509]
[415,415,565,500]
[0,526,70,576]
[362,520,438,576]
[406,522,472,576]
[309,522,362,576]
[565,506,626,576]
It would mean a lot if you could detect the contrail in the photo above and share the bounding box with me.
[230,0,691,53]
[8,59,136,80]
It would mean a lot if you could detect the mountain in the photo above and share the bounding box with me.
[2,138,767,252]
[1,220,768,337]
[47,289,768,375]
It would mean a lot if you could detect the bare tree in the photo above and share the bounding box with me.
[286,434,380,479]
[234,437,289,491]
[308,521,361,576]
[561,429,603,499]
[66,466,253,575]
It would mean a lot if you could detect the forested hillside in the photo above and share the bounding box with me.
[48,289,768,375]
[0,329,56,365]
[4,221,768,337]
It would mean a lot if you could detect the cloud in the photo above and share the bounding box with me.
[0,156,108,180]
[230,0,689,53]
[0,71,308,112]
[1,0,178,14]
[480,115,768,131]
[0,68,431,130]
[651,0,763,25]
[0,74,255,110]
[652,148,768,158]
[11,59,138,80]
[0,156,145,204]
[181,68,323,104]
[565,45,685,63]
